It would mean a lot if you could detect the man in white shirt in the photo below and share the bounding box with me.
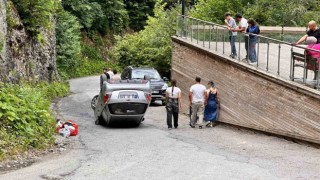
[107,68,114,78]
[189,77,207,128]
[111,69,121,81]
[233,13,249,60]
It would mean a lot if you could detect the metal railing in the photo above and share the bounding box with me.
[176,15,320,90]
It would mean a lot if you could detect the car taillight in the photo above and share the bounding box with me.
[145,93,151,103]
[103,94,111,103]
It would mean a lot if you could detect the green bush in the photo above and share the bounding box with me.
[112,2,178,76]
[0,81,69,160]
[71,59,120,78]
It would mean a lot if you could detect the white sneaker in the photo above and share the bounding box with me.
[249,61,257,65]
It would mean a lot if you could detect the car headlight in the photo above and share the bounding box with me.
[162,83,168,90]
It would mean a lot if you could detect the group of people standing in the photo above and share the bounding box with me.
[224,13,260,64]
[165,77,220,129]
[103,68,121,81]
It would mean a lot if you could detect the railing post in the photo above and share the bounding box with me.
[317,63,320,89]
[238,33,241,62]
[277,44,281,75]
[266,41,270,72]
[303,51,307,83]
[215,27,218,51]
[247,34,250,62]
[289,45,293,80]
[223,28,225,54]
[176,15,179,36]
[209,24,211,49]
[203,22,205,47]
[257,35,260,68]
[191,18,193,42]
[197,20,199,44]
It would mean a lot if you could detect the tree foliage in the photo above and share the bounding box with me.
[190,0,320,26]
[56,10,82,77]
[11,0,59,36]
[124,0,156,31]
[61,0,102,30]
[113,2,178,76]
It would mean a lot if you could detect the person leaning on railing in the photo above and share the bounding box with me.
[224,12,237,59]
[233,13,249,60]
[246,19,260,64]
[294,20,320,45]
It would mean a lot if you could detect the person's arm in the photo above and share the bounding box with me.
[295,35,308,45]
[216,90,220,107]
[165,91,169,104]
[178,91,182,109]
[189,90,193,107]
[204,90,209,105]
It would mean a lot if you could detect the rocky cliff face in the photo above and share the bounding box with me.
[0,0,59,82]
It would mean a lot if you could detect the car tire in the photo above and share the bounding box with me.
[162,100,166,106]
[134,121,141,127]
[91,95,99,110]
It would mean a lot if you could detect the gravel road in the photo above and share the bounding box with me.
[1,76,320,180]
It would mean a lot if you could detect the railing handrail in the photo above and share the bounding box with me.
[179,15,320,53]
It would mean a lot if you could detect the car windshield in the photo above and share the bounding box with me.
[132,69,161,79]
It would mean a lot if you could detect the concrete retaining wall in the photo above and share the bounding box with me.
[172,36,320,144]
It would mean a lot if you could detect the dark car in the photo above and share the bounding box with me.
[121,66,168,105]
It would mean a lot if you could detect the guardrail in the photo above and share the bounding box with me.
[176,15,320,90]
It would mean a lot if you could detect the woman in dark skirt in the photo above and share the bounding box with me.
[204,81,219,127]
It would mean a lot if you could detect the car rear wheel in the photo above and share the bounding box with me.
[91,95,99,110]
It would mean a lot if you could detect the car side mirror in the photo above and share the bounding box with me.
[163,77,169,81]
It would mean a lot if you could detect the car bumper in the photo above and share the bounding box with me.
[151,90,165,100]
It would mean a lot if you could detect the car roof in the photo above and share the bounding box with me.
[129,67,156,71]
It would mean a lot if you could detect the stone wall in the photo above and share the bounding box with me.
[0,0,58,82]
[172,37,320,144]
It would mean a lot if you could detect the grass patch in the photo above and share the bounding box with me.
[0,81,70,160]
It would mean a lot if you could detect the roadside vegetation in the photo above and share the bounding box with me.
[0,82,69,160]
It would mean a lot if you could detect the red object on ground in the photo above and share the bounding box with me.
[66,120,79,136]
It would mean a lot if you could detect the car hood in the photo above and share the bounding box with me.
[150,79,165,90]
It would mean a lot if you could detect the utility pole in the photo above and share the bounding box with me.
[181,0,186,37]
[182,0,185,16]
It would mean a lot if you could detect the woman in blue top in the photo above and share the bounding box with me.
[204,81,219,127]
[246,19,260,64]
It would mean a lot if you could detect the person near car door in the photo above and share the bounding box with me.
[165,79,182,129]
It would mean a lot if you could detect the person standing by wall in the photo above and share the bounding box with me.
[233,13,248,60]
[204,81,220,127]
[224,12,237,59]
[189,77,207,128]
[165,79,182,129]
[246,19,259,64]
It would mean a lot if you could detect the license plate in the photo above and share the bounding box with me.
[119,92,139,99]
[152,91,159,94]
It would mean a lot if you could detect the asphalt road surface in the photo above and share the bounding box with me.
[1,76,320,180]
